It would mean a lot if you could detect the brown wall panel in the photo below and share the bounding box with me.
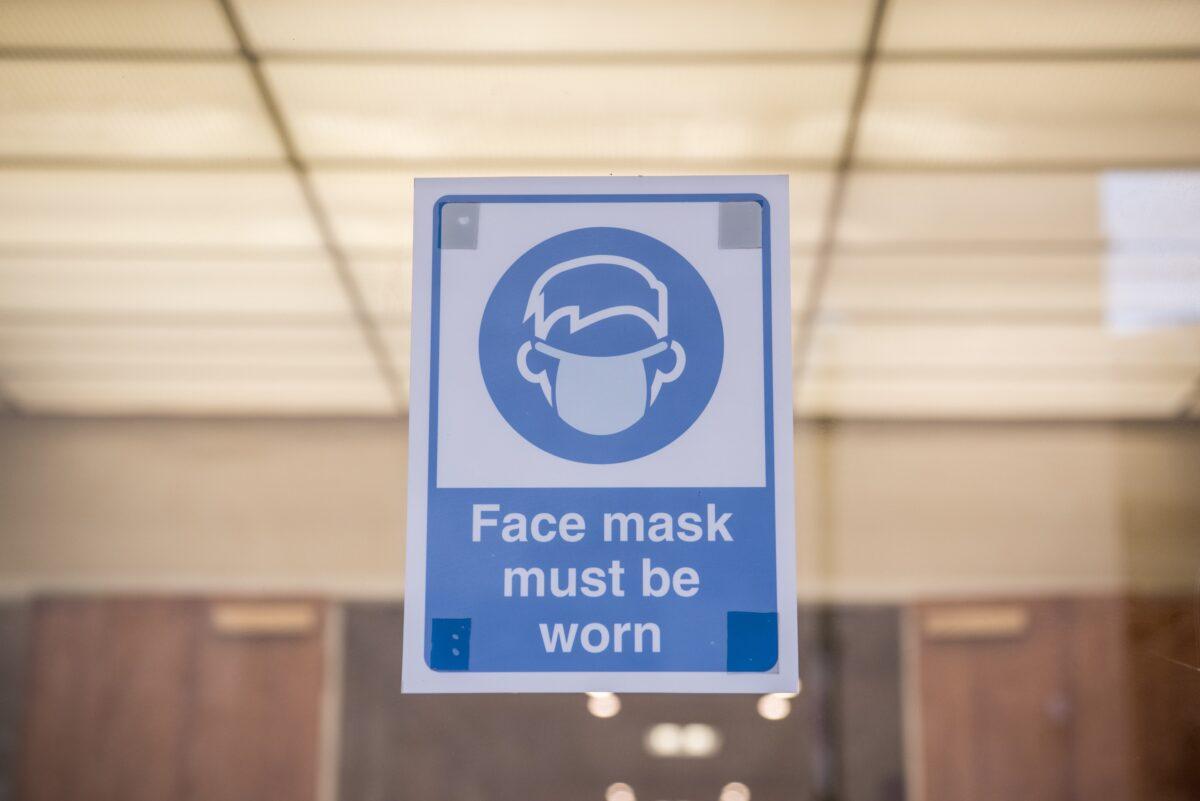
[20,599,198,801]
[18,598,324,801]
[919,601,1071,801]
[917,598,1133,801]
[183,604,324,801]
[1067,598,1135,801]
[1128,597,1200,801]
[0,603,29,801]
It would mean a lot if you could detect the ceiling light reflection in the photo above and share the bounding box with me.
[756,694,791,721]
[606,783,636,801]
[587,692,621,718]
[645,722,681,756]
[720,783,751,801]
[643,723,721,757]
[680,723,721,757]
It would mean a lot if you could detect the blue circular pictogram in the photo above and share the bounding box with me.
[479,226,723,464]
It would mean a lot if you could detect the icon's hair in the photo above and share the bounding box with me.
[523,256,668,340]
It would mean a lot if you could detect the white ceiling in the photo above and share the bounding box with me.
[0,0,1198,419]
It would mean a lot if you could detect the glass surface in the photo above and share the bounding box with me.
[0,1,1197,800]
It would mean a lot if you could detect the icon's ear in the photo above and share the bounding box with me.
[517,341,553,405]
[649,341,686,404]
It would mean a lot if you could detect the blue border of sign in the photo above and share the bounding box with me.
[427,193,776,672]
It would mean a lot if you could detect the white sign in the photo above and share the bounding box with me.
[402,176,796,693]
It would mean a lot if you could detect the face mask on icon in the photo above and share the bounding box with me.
[518,339,685,435]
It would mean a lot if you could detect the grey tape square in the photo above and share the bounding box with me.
[718,201,762,249]
[440,203,479,249]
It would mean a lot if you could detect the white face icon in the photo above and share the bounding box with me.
[516,255,686,436]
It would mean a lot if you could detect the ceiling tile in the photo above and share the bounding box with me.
[0,255,351,315]
[797,375,1190,419]
[838,172,1106,245]
[309,171,411,254]
[858,61,1200,165]
[347,257,410,376]
[823,253,1106,318]
[882,0,1200,52]
[4,375,395,415]
[0,320,394,415]
[349,257,409,321]
[0,169,321,250]
[801,317,1199,419]
[0,0,236,50]
[0,60,281,159]
[808,322,1200,372]
[838,169,1200,247]
[0,319,374,367]
[267,62,855,163]
[822,249,1200,336]
[239,0,871,54]
[790,252,820,314]
[312,169,832,254]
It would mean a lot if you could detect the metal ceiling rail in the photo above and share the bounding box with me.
[792,0,891,384]
[1176,376,1200,418]
[0,383,22,415]
[798,4,890,798]
[3,45,1199,64]
[214,0,406,412]
[6,155,1200,173]
[0,155,838,172]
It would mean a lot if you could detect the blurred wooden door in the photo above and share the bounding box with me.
[915,599,1132,801]
[19,598,324,801]
[1128,597,1200,801]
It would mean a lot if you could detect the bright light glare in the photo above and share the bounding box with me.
[644,723,721,758]
[606,783,636,801]
[720,781,748,801]
[588,693,621,718]
[720,783,751,801]
[680,723,721,757]
[645,723,682,756]
[756,694,791,721]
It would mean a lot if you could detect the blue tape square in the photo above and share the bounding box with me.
[726,611,778,672]
[430,617,471,671]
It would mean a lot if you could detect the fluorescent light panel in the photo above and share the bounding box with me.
[0,321,381,370]
[882,0,1200,52]
[838,172,1109,245]
[267,62,856,162]
[0,61,283,159]
[823,254,1106,316]
[5,375,395,415]
[808,323,1200,371]
[0,0,236,50]
[239,0,873,54]
[0,255,351,315]
[797,376,1190,419]
[0,170,321,250]
[858,62,1200,165]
